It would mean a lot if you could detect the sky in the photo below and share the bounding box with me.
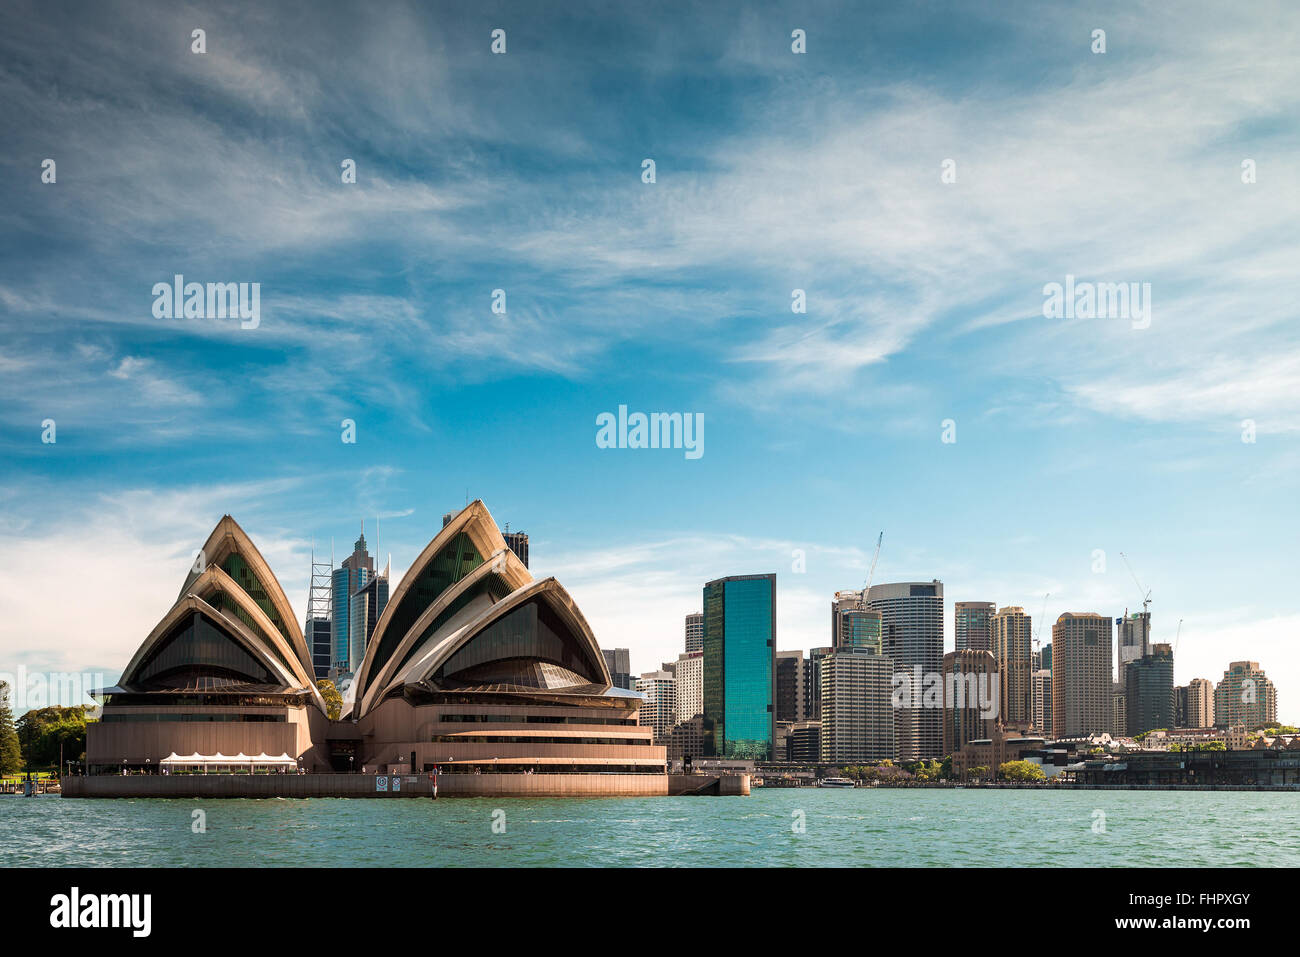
[0,0,1297,720]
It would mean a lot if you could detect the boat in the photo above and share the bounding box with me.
[817,777,856,788]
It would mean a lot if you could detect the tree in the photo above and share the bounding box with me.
[0,682,23,775]
[967,765,989,782]
[16,706,87,769]
[998,759,1047,783]
[317,679,343,721]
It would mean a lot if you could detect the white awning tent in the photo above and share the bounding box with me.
[159,751,297,771]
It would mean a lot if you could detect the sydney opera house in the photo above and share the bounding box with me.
[86,502,667,796]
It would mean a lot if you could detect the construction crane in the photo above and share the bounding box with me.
[1174,618,1183,659]
[856,532,884,608]
[1119,552,1152,614]
[1031,592,1050,657]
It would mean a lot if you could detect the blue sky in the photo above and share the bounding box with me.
[1,0,1297,720]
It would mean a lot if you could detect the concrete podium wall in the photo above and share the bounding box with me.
[62,772,669,799]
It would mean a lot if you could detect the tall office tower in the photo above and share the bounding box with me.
[501,528,529,568]
[702,574,776,760]
[819,646,896,763]
[992,606,1033,728]
[685,612,704,654]
[1174,685,1189,728]
[1032,669,1053,738]
[1116,611,1151,674]
[941,650,998,756]
[332,530,375,675]
[835,605,884,652]
[1051,612,1115,738]
[775,651,808,723]
[673,651,703,725]
[955,601,996,653]
[305,547,333,680]
[866,581,944,760]
[602,648,633,691]
[635,671,677,743]
[1041,642,1052,672]
[1186,677,1215,728]
[1125,643,1175,736]
[1214,661,1277,729]
[831,591,885,652]
[807,646,832,719]
[1112,685,1127,737]
[348,572,389,672]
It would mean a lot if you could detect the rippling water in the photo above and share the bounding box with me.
[3,789,1296,866]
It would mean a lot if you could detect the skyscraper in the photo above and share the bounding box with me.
[501,529,529,568]
[635,671,677,743]
[1116,611,1151,674]
[867,581,944,760]
[941,650,998,756]
[685,612,703,654]
[832,600,884,652]
[831,591,884,651]
[1032,669,1053,738]
[673,651,703,725]
[775,650,808,723]
[332,530,375,675]
[348,572,389,671]
[1186,677,1215,727]
[955,601,995,653]
[1125,643,1175,736]
[1214,661,1277,730]
[992,606,1033,728]
[702,574,776,760]
[602,648,633,691]
[807,646,832,720]
[1051,612,1114,738]
[819,645,896,763]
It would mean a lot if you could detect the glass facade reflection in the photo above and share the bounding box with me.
[702,574,775,760]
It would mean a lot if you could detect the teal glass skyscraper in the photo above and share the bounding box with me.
[702,574,776,760]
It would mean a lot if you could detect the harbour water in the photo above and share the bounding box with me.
[4,789,1296,867]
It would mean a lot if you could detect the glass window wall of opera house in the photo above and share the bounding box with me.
[85,502,668,796]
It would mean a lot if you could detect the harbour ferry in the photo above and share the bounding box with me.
[817,777,856,788]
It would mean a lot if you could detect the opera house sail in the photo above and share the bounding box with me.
[87,516,331,773]
[84,504,667,796]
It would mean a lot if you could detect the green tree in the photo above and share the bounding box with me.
[998,759,1047,782]
[317,679,343,721]
[16,706,87,769]
[0,682,23,775]
[967,765,989,781]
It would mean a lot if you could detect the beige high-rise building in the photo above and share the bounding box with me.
[636,670,677,744]
[1032,669,1053,738]
[993,606,1033,727]
[819,646,896,763]
[1186,677,1215,728]
[1051,613,1114,737]
[673,651,703,726]
[1214,661,1277,730]
[941,650,998,756]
